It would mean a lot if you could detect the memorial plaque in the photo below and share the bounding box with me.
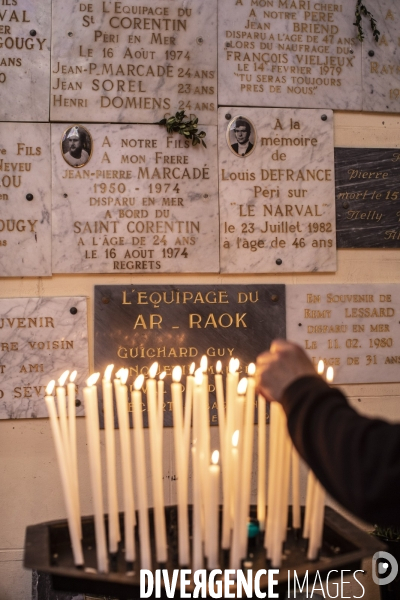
[335,148,400,248]
[51,123,219,274]
[218,0,362,110]
[0,296,89,419]
[94,284,286,426]
[286,284,400,384]
[0,0,50,121]
[0,123,52,277]
[51,0,217,124]
[219,107,336,273]
[362,0,400,112]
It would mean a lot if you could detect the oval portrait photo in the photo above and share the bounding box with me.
[226,115,256,158]
[61,125,93,168]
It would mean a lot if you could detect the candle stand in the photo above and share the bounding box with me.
[24,505,384,599]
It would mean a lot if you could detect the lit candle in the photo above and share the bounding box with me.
[45,381,83,567]
[215,360,225,465]
[200,356,210,554]
[56,370,71,472]
[231,377,248,567]
[257,393,266,531]
[317,360,325,376]
[208,450,220,570]
[157,371,166,432]
[102,364,119,554]
[222,358,238,549]
[229,430,240,568]
[146,362,167,563]
[132,375,151,569]
[115,368,135,563]
[183,362,195,464]
[83,373,108,573]
[191,443,203,570]
[240,366,255,557]
[68,370,82,539]
[326,366,334,383]
[171,366,190,566]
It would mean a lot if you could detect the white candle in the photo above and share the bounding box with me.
[208,450,220,570]
[56,370,71,473]
[147,362,167,563]
[115,368,135,563]
[215,361,225,466]
[67,370,82,539]
[171,366,190,566]
[200,356,210,553]
[83,373,108,573]
[240,367,255,557]
[191,444,203,571]
[157,371,166,432]
[102,364,120,554]
[291,446,301,529]
[257,393,266,531]
[222,358,238,549]
[183,362,195,465]
[307,481,325,560]
[132,375,151,570]
[229,430,240,568]
[45,381,83,567]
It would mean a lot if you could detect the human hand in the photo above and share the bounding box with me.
[256,339,317,402]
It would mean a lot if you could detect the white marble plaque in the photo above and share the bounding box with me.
[0,0,50,121]
[218,0,362,110]
[286,284,400,384]
[51,123,219,273]
[0,123,51,277]
[0,296,89,419]
[362,0,400,112]
[51,0,217,124]
[219,107,336,273]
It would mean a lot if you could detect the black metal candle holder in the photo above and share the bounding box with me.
[24,505,385,599]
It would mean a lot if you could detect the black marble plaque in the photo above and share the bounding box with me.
[94,285,285,427]
[335,148,400,248]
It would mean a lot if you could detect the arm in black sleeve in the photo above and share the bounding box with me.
[281,375,400,525]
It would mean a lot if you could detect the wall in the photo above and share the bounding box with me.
[0,111,400,599]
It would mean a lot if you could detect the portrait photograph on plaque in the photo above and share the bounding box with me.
[61,125,93,168]
[226,115,256,158]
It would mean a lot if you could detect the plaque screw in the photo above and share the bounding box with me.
[271,294,279,303]
[68,31,73,37]
[321,114,327,121]
[225,113,232,120]
[225,42,231,47]
[276,258,282,265]
[26,193,33,201]
[75,399,81,407]
[298,323,302,327]
[70,307,78,315]
[102,297,110,304]
[342,201,349,209]
[63,193,68,198]
[350,49,354,54]
[196,36,203,44]
[368,50,375,57]
[203,194,208,198]
[30,30,36,36]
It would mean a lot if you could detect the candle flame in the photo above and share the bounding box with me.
[229,357,237,374]
[317,360,325,375]
[134,374,144,391]
[160,371,166,380]
[172,366,182,383]
[216,360,222,374]
[200,355,208,373]
[58,370,69,387]
[115,368,124,379]
[46,380,55,395]
[194,368,203,386]
[104,364,114,382]
[232,430,239,447]
[149,362,158,379]
[326,366,334,383]
[248,363,256,376]
[237,377,248,395]
[69,370,77,383]
[87,373,100,387]
[120,368,129,385]
[189,362,195,375]
[211,450,219,465]
[234,358,240,371]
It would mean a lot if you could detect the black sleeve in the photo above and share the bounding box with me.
[281,375,400,525]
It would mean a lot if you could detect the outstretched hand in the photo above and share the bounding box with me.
[256,339,317,402]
